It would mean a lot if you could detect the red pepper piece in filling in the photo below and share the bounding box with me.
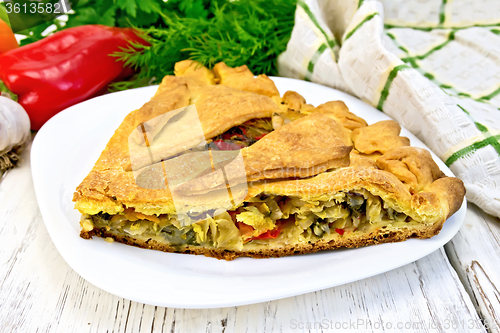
[235,220,278,240]
[335,228,345,236]
[237,126,248,136]
[248,218,292,241]
[251,228,280,240]
[235,221,254,237]
[0,25,148,130]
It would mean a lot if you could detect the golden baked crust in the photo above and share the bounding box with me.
[352,120,410,154]
[173,112,353,195]
[280,90,308,112]
[212,62,280,98]
[316,100,368,131]
[74,60,466,260]
[174,59,215,85]
[125,84,281,171]
[376,146,445,194]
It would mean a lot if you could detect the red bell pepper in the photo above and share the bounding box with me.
[0,25,147,130]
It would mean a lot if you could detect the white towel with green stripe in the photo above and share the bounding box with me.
[278,0,500,218]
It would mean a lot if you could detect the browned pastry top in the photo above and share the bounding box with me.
[74,60,465,227]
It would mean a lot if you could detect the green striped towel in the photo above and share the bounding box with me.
[278,0,500,218]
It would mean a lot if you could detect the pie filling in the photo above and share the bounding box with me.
[207,117,273,150]
[81,190,423,252]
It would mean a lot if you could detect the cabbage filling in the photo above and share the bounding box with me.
[82,190,417,251]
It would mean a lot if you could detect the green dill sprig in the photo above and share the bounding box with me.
[115,0,297,89]
[19,0,297,91]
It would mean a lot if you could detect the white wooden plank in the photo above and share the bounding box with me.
[445,203,500,333]
[0,144,487,333]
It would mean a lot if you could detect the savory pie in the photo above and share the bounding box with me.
[74,60,465,260]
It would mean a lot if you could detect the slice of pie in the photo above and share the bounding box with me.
[73,60,465,260]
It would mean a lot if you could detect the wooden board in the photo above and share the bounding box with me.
[445,203,500,333]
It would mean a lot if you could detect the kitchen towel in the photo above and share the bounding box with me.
[278,0,500,218]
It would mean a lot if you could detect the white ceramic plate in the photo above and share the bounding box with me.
[31,77,466,309]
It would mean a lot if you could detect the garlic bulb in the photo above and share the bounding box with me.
[0,96,31,171]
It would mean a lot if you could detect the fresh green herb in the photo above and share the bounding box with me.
[0,81,17,101]
[18,0,296,91]
[17,20,64,46]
